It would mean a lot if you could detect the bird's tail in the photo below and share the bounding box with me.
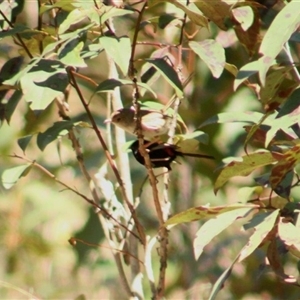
[179,152,215,160]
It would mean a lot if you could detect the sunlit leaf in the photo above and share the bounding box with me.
[189,40,225,78]
[258,2,300,85]
[265,112,300,147]
[232,6,254,31]
[198,111,264,129]
[99,6,134,24]
[174,131,209,152]
[165,204,258,226]
[58,8,87,34]
[194,207,255,260]
[233,7,260,56]
[278,221,300,258]
[37,121,74,151]
[20,59,68,110]
[100,36,131,76]
[58,40,86,67]
[215,152,278,193]
[1,164,32,189]
[40,0,74,14]
[165,1,208,28]
[243,111,273,152]
[239,209,280,262]
[224,63,238,77]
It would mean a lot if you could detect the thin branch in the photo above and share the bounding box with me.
[9,154,139,240]
[70,237,144,264]
[128,1,148,78]
[0,10,33,59]
[67,67,146,245]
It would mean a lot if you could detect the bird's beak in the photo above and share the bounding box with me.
[104,118,111,124]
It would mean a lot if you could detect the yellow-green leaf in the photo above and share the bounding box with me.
[215,151,278,193]
[165,204,258,226]
[239,210,280,262]
[194,207,255,260]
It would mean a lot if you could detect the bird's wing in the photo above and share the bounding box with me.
[141,112,168,130]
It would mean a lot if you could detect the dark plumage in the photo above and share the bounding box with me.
[130,140,214,170]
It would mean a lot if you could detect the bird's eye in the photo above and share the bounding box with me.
[116,117,121,122]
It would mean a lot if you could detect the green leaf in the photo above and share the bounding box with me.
[40,0,74,14]
[174,131,209,151]
[0,24,29,38]
[0,56,23,82]
[42,24,94,57]
[215,152,278,193]
[244,111,273,151]
[140,100,186,126]
[232,6,254,31]
[239,210,280,262]
[265,109,300,147]
[37,121,74,151]
[258,2,300,85]
[165,204,258,226]
[1,164,32,189]
[20,59,68,110]
[277,87,300,118]
[278,222,300,258]
[4,90,22,123]
[208,254,240,300]
[81,43,103,59]
[260,65,295,106]
[166,1,208,28]
[145,58,183,97]
[58,8,88,34]
[270,144,300,191]
[189,40,225,78]
[18,135,34,153]
[99,6,134,23]
[58,40,86,67]
[194,207,255,260]
[100,36,131,76]
[95,79,156,98]
[233,60,259,91]
[198,111,264,129]
[158,14,178,29]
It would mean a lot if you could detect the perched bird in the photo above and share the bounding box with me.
[105,106,187,140]
[130,140,214,171]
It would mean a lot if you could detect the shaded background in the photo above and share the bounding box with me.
[0,1,300,299]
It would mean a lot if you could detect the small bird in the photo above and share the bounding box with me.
[105,106,187,140]
[130,140,214,170]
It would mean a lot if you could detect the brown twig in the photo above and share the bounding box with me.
[70,237,144,264]
[9,154,139,240]
[0,10,33,59]
[67,67,146,245]
[128,3,171,299]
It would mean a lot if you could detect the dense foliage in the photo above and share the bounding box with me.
[1,0,300,299]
